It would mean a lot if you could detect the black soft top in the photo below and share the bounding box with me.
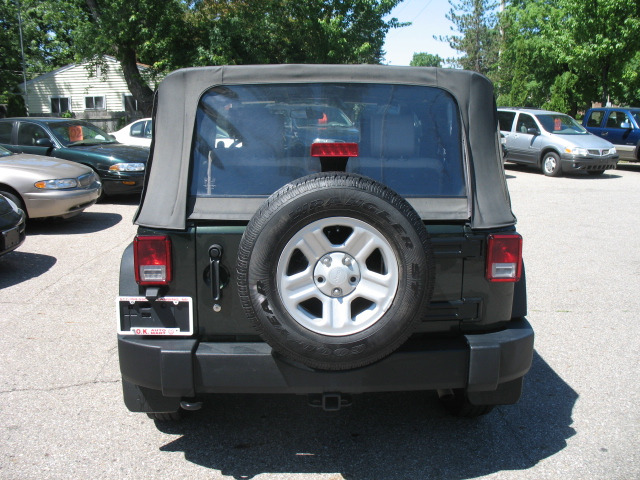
[135,64,515,230]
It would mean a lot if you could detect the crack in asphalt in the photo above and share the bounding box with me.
[0,379,121,395]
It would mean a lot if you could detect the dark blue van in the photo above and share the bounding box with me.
[583,107,640,162]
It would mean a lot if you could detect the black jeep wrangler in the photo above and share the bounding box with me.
[117,65,534,419]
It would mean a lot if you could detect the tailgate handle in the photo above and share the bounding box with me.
[209,244,223,301]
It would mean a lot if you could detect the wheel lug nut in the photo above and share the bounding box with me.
[342,256,352,266]
[322,257,332,266]
[332,287,342,297]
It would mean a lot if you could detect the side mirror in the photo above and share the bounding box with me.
[35,138,54,148]
[527,127,540,136]
[621,122,631,129]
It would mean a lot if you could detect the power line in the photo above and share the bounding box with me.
[393,0,417,17]
[410,0,435,23]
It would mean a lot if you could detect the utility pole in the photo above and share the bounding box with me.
[17,0,29,115]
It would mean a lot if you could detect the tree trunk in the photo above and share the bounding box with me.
[85,0,154,116]
[118,47,154,116]
[601,62,610,107]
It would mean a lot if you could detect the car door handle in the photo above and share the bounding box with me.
[601,132,608,136]
[209,244,223,301]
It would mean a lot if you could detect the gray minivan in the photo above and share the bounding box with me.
[498,108,618,176]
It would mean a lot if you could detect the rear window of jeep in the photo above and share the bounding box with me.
[191,83,466,198]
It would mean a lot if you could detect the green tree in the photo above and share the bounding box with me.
[0,0,77,105]
[496,0,640,112]
[0,0,23,104]
[75,0,191,115]
[410,52,443,67]
[438,0,500,75]
[14,0,405,116]
[494,0,568,109]
[189,0,405,66]
[558,0,640,106]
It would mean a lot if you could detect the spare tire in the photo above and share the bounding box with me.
[237,173,434,370]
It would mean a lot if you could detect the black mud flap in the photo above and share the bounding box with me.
[122,378,181,413]
[467,377,523,406]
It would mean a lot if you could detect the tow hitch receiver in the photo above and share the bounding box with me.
[308,393,353,411]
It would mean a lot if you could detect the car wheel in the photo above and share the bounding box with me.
[237,173,435,371]
[541,152,562,177]
[0,189,26,215]
[439,389,495,418]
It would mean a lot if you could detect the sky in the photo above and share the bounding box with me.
[382,0,459,66]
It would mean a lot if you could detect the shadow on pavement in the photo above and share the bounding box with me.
[155,351,576,479]
[100,193,141,206]
[26,212,123,236]
[504,163,621,180]
[0,251,57,289]
[615,162,640,172]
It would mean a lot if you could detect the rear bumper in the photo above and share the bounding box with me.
[118,318,534,408]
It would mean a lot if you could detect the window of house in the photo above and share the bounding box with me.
[85,96,105,110]
[124,95,138,114]
[51,97,70,115]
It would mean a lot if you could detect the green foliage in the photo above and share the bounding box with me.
[0,0,78,103]
[6,93,25,116]
[189,0,404,66]
[2,0,405,115]
[496,0,640,112]
[410,52,443,67]
[0,0,23,102]
[620,50,640,104]
[438,0,500,75]
[74,0,190,73]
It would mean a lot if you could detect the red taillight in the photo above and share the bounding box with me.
[310,142,359,157]
[486,234,522,282]
[134,236,172,285]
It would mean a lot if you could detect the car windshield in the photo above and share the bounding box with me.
[191,83,466,198]
[49,122,116,146]
[0,145,12,157]
[537,114,588,135]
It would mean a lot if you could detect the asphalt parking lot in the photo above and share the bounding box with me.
[1,164,639,480]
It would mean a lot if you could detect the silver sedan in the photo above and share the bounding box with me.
[0,145,101,219]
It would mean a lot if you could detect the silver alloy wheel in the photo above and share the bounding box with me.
[276,216,399,336]
[543,154,557,174]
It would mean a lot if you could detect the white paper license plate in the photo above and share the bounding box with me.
[116,296,193,336]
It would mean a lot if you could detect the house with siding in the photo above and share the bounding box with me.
[19,56,159,131]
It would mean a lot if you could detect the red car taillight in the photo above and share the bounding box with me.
[134,236,172,285]
[486,234,522,282]
[310,142,359,157]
